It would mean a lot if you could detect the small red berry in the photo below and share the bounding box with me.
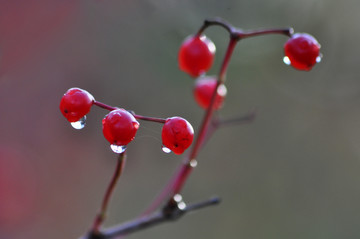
[59,88,94,122]
[102,109,140,147]
[284,33,321,71]
[178,35,216,77]
[161,117,194,155]
[193,76,227,110]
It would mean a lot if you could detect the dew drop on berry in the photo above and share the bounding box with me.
[110,144,127,154]
[161,145,172,154]
[316,54,323,63]
[283,56,291,65]
[70,116,86,130]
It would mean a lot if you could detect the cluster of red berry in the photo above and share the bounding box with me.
[178,34,225,110]
[177,31,321,109]
[60,18,323,238]
[59,88,194,155]
[59,30,321,155]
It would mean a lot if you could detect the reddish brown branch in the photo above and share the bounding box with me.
[199,17,293,40]
[91,153,126,234]
[93,101,166,123]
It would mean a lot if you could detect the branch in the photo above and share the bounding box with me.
[91,153,126,234]
[212,109,257,129]
[80,196,221,239]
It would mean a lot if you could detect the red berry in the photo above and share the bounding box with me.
[193,76,227,110]
[161,117,194,155]
[102,109,140,147]
[178,35,216,77]
[284,33,321,71]
[59,88,94,122]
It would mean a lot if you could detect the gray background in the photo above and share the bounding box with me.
[0,0,359,239]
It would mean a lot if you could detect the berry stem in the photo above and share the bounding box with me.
[93,100,166,124]
[197,17,236,36]
[198,17,293,40]
[239,28,294,39]
[91,152,126,234]
[133,115,166,124]
[93,100,117,111]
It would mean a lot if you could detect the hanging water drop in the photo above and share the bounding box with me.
[110,144,127,154]
[162,145,172,154]
[71,116,86,130]
[283,56,291,65]
[316,54,323,63]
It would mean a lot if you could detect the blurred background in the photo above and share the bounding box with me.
[0,0,359,238]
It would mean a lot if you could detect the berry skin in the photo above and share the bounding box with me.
[193,76,227,110]
[59,88,94,122]
[284,33,321,71]
[161,117,194,155]
[178,35,216,77]
[102,109,140,146]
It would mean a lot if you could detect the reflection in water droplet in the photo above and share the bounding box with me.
[71,116,86,130]
[283,56,291,65]
[110,144,127,154]
[316,54,322,63]
[162,146,172,154]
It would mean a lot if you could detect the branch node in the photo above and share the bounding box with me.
[162,194,186,220]
[83,231,108,239]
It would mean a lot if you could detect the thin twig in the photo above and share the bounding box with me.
[93,101,166,123]
[212,109,257,128]
[91,153,126,234]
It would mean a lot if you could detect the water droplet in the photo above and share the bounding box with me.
[173,194,186,210]
[178,201,186,210]
[162,146,172,154]
[110,144,127,154]
[174,194,183,203]
[316,54,323,63]
[217,84,227,97]
[71,116,86,130]
[283,56,291,65]
[189,159,198,168]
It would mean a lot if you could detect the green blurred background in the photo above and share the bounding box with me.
[1,0,359,238]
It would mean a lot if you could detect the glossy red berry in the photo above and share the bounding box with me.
[284,33,321,71]
[161,117,194,155]
[102,109,140,147]
[59,88,94,122]
[178,35,216,77]
[193,76,227,110]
